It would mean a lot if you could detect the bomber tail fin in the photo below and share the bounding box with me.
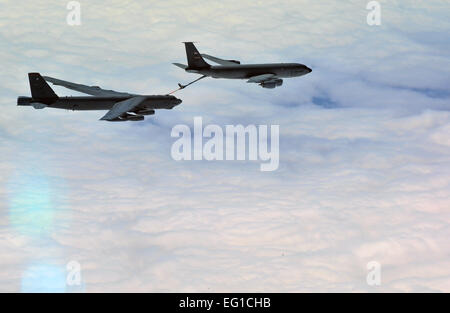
[183,42,210,70]
[28,73,58,102]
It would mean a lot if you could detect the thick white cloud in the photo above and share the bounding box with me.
[0,0,449,292]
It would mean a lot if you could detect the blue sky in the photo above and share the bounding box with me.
[0,0,449,292]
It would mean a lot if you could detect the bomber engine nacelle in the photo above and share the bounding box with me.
[260,79,283,89]
[134,109,155,116]
[109,113,145,122]
[125,114,144,121]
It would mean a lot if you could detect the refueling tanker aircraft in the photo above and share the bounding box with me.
[173,42,312,89]
[17,73,182,122]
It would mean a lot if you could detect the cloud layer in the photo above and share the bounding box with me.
[0,0,449,292]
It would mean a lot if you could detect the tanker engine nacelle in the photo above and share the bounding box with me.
[260,79,283,89]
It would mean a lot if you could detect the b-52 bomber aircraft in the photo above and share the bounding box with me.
[17,73,182,122]
[173,42,312,89]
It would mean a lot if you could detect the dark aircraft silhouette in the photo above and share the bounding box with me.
[17,73,182,122]
[173,42,312,89]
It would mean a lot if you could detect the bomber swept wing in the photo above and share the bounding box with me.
[43,76,133,97]
[100,96,147,121]
[201,54,241,66]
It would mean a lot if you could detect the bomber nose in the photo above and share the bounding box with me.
[305,66,312,73]
[175,98,182,105]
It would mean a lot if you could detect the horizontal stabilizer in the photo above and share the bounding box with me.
[172,63,188,70]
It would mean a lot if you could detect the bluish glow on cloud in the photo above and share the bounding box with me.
[8,172,56,237]
[21,263,66,293]
[6,166,73,292]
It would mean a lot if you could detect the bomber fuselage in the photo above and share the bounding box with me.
[17,95,182,111]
